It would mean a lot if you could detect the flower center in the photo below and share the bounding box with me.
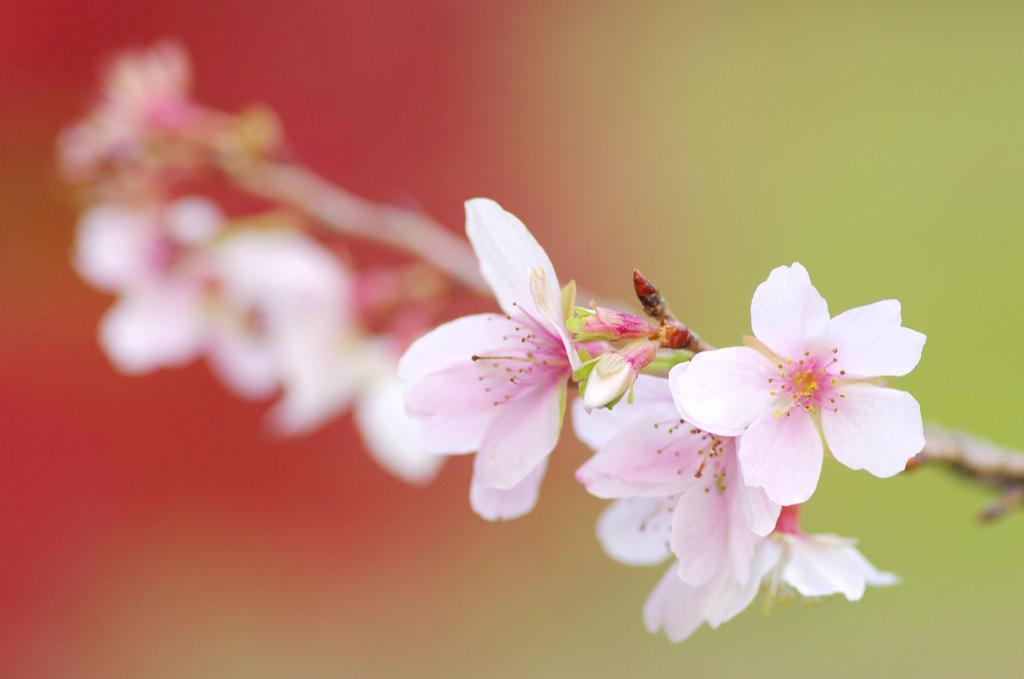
[470,312,569,407]
[767,348,848,417]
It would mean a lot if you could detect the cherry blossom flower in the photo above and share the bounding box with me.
[399,198,579,520]
[670,263,926,505]
[74,197,222,376]
[644,506,898,643]
[59,41,196,182]
[574,376,779,586]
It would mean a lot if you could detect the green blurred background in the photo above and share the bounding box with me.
[2,1,1023,677]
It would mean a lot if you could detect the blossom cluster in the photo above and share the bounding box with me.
[401,198,924,641]
[65,41,930,644]
[63,42,442,485]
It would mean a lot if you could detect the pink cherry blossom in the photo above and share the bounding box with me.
[59,41,195,182]
[670,263,926,505]
[399,198,579,520]
[75,197,222,375]
[574,376,779,586]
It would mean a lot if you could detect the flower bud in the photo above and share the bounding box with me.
[582,340,658,409]
[570,306,656,342]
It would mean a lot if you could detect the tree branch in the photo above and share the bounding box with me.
[232,161,491,296]
[911,425,1024,522]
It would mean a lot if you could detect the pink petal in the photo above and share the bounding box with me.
[669,349,778,436]
[470,457,547,521]
[571,375,674,450]
[827,300,925,378]
[575,414,700,498]
[821,384,924,478]
[416,412,494,455]
[670,485,729,587]
[642,562,707,643]
[750,263,830,359]
[405,364,500,415]
[398,313,518,384]
[738,409,824,505]
[596,498,673,566]
[472,381,566,489]
[704,539,782,627]
[740,485,781,537]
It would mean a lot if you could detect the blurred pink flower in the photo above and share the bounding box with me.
[74,197,222,375]
[670,262,926,506]
[399,198,579,520]
[76,200,442,483]
[574,376,779,586]
[58,40,195,181]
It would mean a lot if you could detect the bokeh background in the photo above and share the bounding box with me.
[3,2,1024,677]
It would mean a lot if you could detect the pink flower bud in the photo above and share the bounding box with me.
[582,339,659,409]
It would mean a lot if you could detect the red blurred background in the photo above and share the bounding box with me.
[2,3,571,676]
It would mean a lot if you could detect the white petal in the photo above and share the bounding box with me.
[782,534,899,601]
[267,315,361,435]
[827,300,925,378]
[470,457,547,521]
[465,198,561,324]
[821,383,924,478]
[206,322,279,399]
[73,204,157,292]
[750,263,830,359]
[669,349,778,436]
[738,409,824,506]
[214,228,348,316]
[164,196,223,244]
[596,498,673,566]
[464,199,579,369]
[354,375,444,485]
[99,285,205,373]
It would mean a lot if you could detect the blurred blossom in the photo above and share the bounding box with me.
[74,195,441,483]
[75,196,223,374]
[58,40,196,183]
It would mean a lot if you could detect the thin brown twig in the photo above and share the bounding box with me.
[632,269,714,354]
[911,425,1024,522]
